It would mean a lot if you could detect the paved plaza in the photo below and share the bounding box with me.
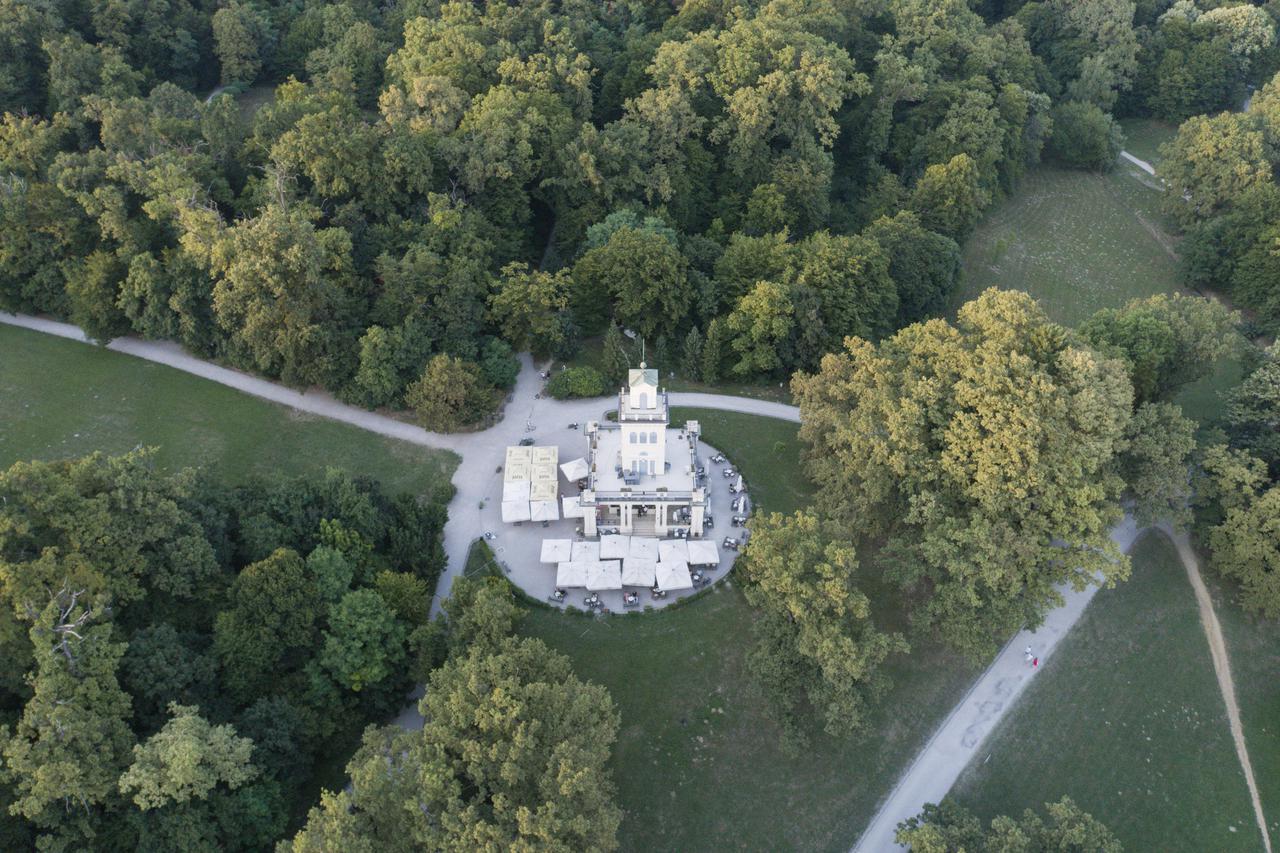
[476,419,747,611]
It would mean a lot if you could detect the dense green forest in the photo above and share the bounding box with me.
[0,452,449,850]
[3,0,1280,849]
[4,0,1277,426]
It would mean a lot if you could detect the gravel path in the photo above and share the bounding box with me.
[11,312,1254,850]
[1119,150,1156,175]
[852,516,1142,851]
[1161,523,1272,853]
[0,312,797,613]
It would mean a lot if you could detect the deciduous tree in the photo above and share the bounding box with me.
[794,290,1134,657]
[741,512,905,749]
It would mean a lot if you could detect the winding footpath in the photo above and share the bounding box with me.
[0,312,1265,850]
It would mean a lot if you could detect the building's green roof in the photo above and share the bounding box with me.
[629,364,659,386]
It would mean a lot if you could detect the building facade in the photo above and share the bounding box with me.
[578,364,707,537]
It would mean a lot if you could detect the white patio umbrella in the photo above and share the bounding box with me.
[656,559,693,592]
[501,500,531,523]
[658,539,689,564]
[562,495,584,518]
[735,475,744,492]
[540,539,573,564]
[530,500,560,522]
[556,561,588,587]
[622,557,657,586]
[686,539,720,566]
[560,457,589,481]
[502,480,530,502]
[599,533,630,560]
[628,536,659,560]
[571,540,600,562]
[586,560,623,590]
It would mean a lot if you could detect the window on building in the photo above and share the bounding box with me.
[630,433,637,444]
[650,431,658,444]
[639,432,647,444]
[639,392,648,409]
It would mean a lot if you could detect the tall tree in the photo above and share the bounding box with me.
[118,703,258,809]
[896,797,1122,852]
[4,592,134,848]
[741,511,905,749]
[288,637,622,851]
[794,290,1134,656]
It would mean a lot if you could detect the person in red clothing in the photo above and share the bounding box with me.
[1033,657,1039,667]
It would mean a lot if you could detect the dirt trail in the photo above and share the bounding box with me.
[1161,524,1272,853]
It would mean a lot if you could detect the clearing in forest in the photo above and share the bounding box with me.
[0,323,457,499]
[948,531,1264,852]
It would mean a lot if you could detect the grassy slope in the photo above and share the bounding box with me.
[956,160,1242,430]
[514,408,978,852]
[1117,117,1179,165]
[0,324,457,498]
[1203,570,1280,843]
[955,164,1180,328]
[949,532,1262,851]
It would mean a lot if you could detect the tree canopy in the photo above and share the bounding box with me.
[794,289,1137,656]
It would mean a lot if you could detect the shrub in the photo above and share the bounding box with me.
[546,366,607,399]
[1048,101,1124,170]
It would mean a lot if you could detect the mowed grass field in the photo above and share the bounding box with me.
[1117,117,1179,165]
[1204,570,1280,843]
[949,532,1262,852]
[505,408,981,852]
[0,324,457,498]
[956,164,1180,327]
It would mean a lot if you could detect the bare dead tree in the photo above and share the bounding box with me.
[25,585,96,679]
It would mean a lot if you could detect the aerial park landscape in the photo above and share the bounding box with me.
[3,0,1280,850]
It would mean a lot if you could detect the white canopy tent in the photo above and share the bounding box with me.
[599,533,630,560]
[540,539,573,564]
[735,475,744,491]
[562,495,585,518]
[586,560,623,590]
[571,540,601,562]
[686,539,720,566]
[556,561,588,587]
[656,559,693,592]
[530,500,560,522]
[622,557,657,586]
[658,539,689,565]
[740,495,750,515]
[628,536,659,560]
[502,481,530,502]
[560,457,590,481]
[501,500,531,523]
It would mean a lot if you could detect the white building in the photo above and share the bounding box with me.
[578,364,706,537]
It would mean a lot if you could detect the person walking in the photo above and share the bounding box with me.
[1024,645,1033,665]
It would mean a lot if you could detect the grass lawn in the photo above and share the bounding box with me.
[1118,117,1179,165]
[948,531,1262,851]
[956,164,1180,328]
[1202,568,1280,843]
[671,407,807,516]
[0,324,457,499]
[490,410,980,852]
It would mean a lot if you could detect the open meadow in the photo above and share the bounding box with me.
[495,408,982,852]
[0,324,457,499]
[948,532,1262,852]
[955,164,1180,328]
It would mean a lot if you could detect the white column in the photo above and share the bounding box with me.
[656,504,668,535]
[691,502,704,538]
[621,503,632,534]
[584,507,597,538]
